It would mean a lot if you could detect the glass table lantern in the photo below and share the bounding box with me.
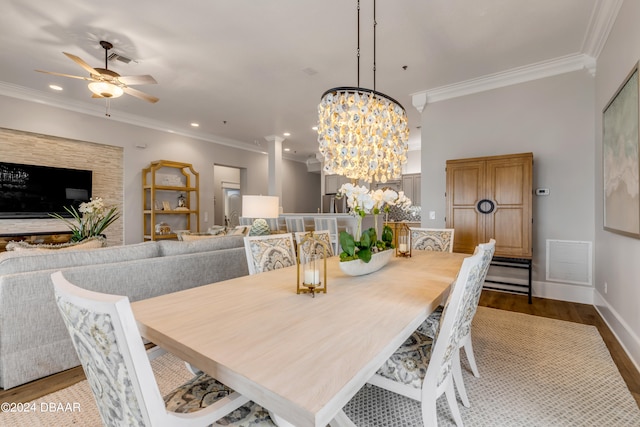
[396,222,412,258]
[296,232,329,297]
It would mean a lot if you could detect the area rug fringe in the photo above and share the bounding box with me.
[1,307,638,426]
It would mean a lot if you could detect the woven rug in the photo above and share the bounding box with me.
[2,307,639,426]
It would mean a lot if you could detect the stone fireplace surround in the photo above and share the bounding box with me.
[0,127,124,246]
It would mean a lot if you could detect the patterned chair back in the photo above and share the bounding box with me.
[295,230,334,262]
[426,250,483,391]
[409,228,455,253]
[285,217,306,233]
[313,217,339,254]
[52,271,165,426]
[461,239,496,333]
[244,233,296,275]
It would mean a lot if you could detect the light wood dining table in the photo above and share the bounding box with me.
[132,250,467,427]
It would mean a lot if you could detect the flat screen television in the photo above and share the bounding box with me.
[0,162,92,219]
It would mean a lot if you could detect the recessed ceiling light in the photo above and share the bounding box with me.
[49,85,63,91]
[311,126,318,131]
[284,148,291,152]
[283,132,291,137]
[190,123,199,127]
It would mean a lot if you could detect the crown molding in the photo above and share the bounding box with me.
[0,81,304,160]
[410,0,624,109]
[412,53,596,106]
[582,0,624,58]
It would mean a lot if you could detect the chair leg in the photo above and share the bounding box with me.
[452,351,470,408]
[462,335,480,378]
[445,380,464,427]
[420,398,438,427]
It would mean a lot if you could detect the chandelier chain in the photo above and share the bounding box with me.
[373,0,377,91]
[357,0,360,88]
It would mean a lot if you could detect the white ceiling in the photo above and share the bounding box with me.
[0,0,613,162]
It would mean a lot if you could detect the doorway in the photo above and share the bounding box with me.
[223,185,241,227]
[213,165,242,227]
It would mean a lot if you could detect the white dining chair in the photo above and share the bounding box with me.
[410,227,455,253]
[294,230,334,262]
[239,216,254,226]
[417,239,496,408]
[313,217,339,254]
[360,248,485,426]
[285,216,306,233]
[51,271,281,427]
[243,233,296,275]
[268,218,282,232]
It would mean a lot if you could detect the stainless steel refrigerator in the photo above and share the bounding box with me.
[322,195,346,213]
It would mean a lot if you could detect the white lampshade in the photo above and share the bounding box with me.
[242,195,279,219]
[88,82,124,98]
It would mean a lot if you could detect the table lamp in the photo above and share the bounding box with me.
[242,195,279,236]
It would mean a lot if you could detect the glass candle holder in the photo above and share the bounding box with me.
[303,254,321,286]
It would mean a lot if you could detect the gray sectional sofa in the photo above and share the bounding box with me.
[0,235,249,389]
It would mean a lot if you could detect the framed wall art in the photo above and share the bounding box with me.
[603,62,640,238]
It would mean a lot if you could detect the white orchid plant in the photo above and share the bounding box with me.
[50,197,120,242]
[336,183,412,263]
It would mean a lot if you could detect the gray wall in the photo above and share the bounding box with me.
[420,69,596,301]
[593,0,640,371]
[0,96,320,244]
[282,159,321,213]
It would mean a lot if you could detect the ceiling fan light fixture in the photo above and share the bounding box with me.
[88,81,124,98]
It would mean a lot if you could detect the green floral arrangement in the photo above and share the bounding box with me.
[336,182,412,263]
[339,224,394,263]
[50,197,120,242]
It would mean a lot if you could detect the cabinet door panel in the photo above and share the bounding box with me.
[325,175,339,194]
[451,209,482,254]
[490,208,527,255]
[402,175,414,202]
[449,163,484,205]
[489,163,525,205]
[486,155,532,257]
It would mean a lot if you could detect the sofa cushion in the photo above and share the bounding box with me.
[158,235,245,256]
[0,241,160,276]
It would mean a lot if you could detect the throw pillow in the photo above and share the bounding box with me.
[180,233,223,241]
[5,236,106,252]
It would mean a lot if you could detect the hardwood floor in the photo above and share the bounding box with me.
[1,290,639,409]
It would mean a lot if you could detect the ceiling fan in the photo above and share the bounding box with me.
[36,40,159,103]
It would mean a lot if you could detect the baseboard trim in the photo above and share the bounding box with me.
[593,291,640,373]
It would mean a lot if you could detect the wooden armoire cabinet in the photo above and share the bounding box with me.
[445,152,533,258]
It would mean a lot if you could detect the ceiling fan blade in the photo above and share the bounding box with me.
[63,52,100,76]
[117,75,157,86]
[35,69,94,82]
[123,86,159,103]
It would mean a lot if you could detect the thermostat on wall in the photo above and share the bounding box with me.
[535,188,550,196]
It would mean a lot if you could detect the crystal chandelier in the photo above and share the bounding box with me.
[317,0,409,184]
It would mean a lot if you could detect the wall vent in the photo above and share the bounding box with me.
[546,239,592,286]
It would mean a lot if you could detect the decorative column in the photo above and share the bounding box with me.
[264,135,284,210]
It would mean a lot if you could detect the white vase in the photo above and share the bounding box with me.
[339,249,393,276]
